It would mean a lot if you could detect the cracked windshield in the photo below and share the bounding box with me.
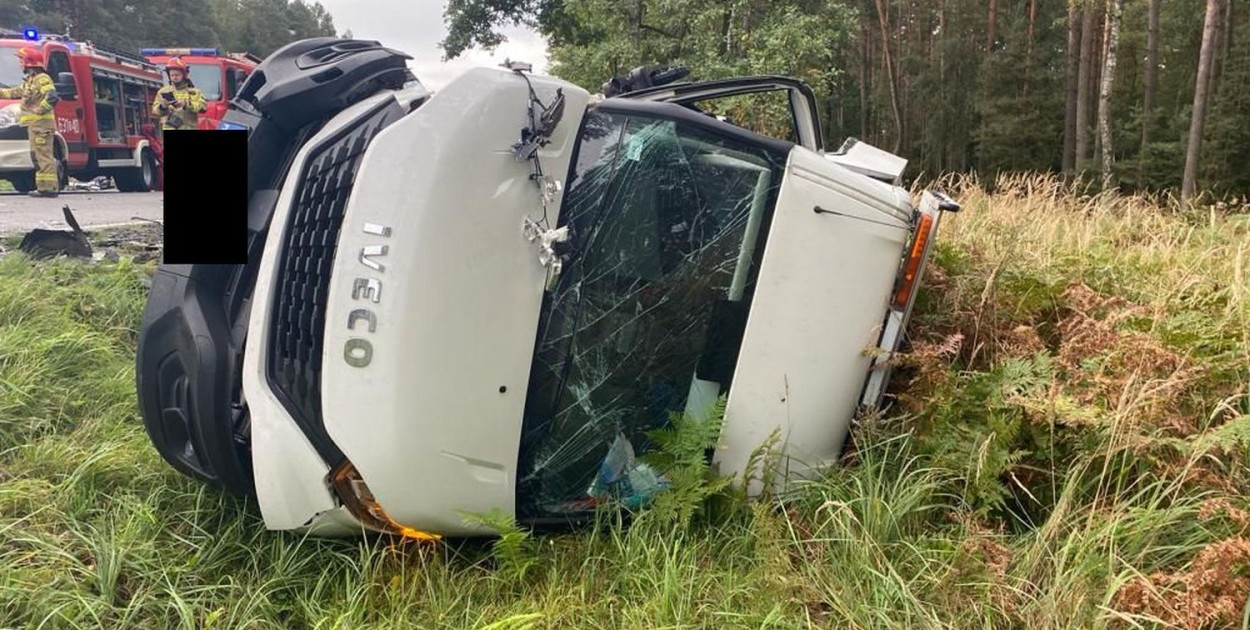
[517,110,788,517]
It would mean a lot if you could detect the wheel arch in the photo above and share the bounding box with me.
[53,133,69,159]
[133,139,151,164]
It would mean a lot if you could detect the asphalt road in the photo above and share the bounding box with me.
[0,190,163,235]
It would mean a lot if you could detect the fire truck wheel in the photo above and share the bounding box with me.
[116,149,157,192]
[56,155,68,191]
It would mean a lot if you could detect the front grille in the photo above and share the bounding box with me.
[266,100,404,463]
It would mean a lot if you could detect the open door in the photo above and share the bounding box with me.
[617,76,824,153]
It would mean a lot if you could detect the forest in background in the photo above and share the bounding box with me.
[0,0,338,61]
[443,0,1250,199]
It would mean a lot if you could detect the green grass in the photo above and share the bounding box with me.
[1,173,1248,629]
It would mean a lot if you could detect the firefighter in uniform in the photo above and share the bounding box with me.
[152,58,206,130]
[0,47,61,197]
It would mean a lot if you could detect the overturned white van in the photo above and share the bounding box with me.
[136,39,959,539]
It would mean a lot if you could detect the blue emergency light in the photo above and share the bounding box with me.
[22,28,38,41]
[140,47,219,57]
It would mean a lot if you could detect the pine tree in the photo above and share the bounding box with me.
[1183,0,1224,201]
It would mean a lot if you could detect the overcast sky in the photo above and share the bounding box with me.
[314,0,550,89]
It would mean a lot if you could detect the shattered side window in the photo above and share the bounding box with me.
[517,108,788,517]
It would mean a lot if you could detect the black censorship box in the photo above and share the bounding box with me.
[162,130,247,264]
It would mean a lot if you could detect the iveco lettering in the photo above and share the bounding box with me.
[135,37,960,539]
[343,222,390,369]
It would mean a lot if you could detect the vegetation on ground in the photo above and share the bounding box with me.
[1,174,1248,628]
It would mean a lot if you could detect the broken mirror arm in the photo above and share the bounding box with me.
[507,61,573,288]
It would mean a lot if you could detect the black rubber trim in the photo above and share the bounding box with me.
[0,125,28,141]
[615,75,823,151]
[137,265,256,495]
[229,37,412,137]
[595,98,795,156]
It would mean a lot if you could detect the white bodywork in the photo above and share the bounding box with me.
[319,69,587,536]
[0,138,33,170]
[245,67,927,536]
[244,87,431,535]
[0,132,65,173]
[246,68,588,536]
[716,148,912,489]
[95,140,150,169]
[827,138,909,185]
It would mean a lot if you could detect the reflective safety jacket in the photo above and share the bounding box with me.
[0,71,58,131]
[152,82,208,130]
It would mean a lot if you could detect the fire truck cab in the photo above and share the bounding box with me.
[141,48,259,130]
[0,32,162,192]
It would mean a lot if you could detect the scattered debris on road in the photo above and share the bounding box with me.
[0,207,163,264]
[65,177,116,192]
[91,222,163,264]
[18,206,93,260]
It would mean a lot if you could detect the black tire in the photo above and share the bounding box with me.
[8,172,35,193]
[115,149,156,192]
[55,153,68,191]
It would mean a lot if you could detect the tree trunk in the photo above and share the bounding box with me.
[1075,5,1097,169]
[1208,0,1228,108]
[1063,2,1081,173]
[1024,0,1037,96]
[873,0,904,152]
[938,0,948,170]
[860,14,871,141]
[719,3,732,57]
[1099,0,1123,189]
[987,0,999,52]
[1226,0,1235,57]
[1183,0,1223,201]
[1140,0,1160,170]
[938,0,947,83]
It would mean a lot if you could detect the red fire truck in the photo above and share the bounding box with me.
[141,48,259,129]
[0,32,162,192]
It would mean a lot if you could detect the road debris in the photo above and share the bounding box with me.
[65,176,115,192]
[18,206,92,260]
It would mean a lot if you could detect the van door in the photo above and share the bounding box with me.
[621,76,824,152]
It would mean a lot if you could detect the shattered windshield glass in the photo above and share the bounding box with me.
[517,109,788,517]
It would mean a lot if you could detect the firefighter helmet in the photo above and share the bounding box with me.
[165,57,189,82]
[16,46,45,69]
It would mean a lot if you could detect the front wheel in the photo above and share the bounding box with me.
[115,149,156,192]
[55,153,68,191]
[8,172,35,193]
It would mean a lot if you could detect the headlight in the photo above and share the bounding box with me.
[0,103,19,129]
[329,461,440,541]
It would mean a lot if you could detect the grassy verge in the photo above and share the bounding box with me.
[0,173,1247,629]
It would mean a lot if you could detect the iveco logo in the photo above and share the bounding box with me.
[343,222,391,368]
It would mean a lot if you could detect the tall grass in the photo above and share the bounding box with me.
[0,174,1247,629]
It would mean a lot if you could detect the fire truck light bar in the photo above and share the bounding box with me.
[23,28,38,41]
[140,48,219,57]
